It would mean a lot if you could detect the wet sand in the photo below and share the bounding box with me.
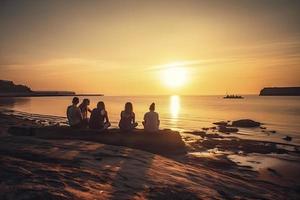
[0,112,299,199]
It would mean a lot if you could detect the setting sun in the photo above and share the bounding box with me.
[161,66,188,88]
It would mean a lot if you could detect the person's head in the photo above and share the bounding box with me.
[82,98,90,106]
[124,102,133,114]
[97,101,105,110]
[72,97,79,105]
[149,102,155,111]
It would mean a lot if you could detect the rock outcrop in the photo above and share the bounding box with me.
[0,136,291,200]
[260,87,300,96]
[0,80,32,93]
[8,126,187,156]
[232,119,261,128]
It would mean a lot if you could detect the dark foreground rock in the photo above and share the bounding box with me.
[0,136,296,200]
[232,119,261,128]
[1,112,300,199]
[8,126,186,156]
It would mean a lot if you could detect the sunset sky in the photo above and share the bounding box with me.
[1,0,300,95]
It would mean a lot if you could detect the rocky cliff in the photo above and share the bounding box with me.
[260,87,300,96]
[0,80,32,93]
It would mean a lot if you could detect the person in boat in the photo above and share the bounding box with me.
[66,97,83,128]
[119,102,138,131]
[89,101,111,130]
[142,102,160,132]
[79,98,92,127]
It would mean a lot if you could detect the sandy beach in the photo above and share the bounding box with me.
[0,111,299,200]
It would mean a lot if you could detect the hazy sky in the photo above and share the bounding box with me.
[1,0,300,95]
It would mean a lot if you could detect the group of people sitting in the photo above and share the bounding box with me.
[66,97,160,132]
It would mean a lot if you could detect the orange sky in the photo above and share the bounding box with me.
[1,0,300,95]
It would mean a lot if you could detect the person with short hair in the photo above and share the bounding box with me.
[143,103,160,132]
[66,97,83,128]
[89,101,111,130]
[119,102,138,131]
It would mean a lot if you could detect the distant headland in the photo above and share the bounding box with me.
[0,80,103,97]
[260,87,300,96]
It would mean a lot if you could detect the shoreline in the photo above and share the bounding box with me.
[0,94,104,97]
[0,111,300,199]
[1,107,299,149]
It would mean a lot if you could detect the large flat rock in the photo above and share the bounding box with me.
[8,126,187,156]
[0,136,288,200]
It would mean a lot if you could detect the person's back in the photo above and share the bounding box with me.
[66,97,82,128]
[143,103,159,132]
[89,101,111,130]
[119,102,138,131]
[144,111,159,132]
[119,111,134,129]
[89,108,105,129]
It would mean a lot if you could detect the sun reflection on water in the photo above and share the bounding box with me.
[170,95,180,119]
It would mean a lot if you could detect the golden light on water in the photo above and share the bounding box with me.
[170,95,180,119]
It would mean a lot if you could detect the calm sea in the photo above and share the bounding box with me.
[1,95,300,145]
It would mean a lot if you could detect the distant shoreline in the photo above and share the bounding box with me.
[260,87,300,96]
[0,93,104,97]
[0,80,104,97]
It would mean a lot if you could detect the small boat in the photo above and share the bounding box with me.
[223,94,244,99]
[8,126,187,156]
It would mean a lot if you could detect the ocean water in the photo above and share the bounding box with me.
[1,95,300,145]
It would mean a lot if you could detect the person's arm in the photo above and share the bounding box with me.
[157,114,160,127]
[77,108,83,121]
[88,107,92,113]
[105,111,110,123]
[66,107,70,119]
[143,113,146,124]
[132,112,136,123]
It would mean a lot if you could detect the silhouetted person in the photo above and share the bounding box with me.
[79,98,92,127]
[66,97,83,128]
[143,103,160,132]
[89,101,111,130]
[119,102,138,131]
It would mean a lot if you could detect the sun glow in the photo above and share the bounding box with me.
[161,65,188,88]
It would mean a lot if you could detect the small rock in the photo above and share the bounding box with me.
[232,119,261,128]
[218,125,239,133]
[202,127,209,131]
[260,126,267,129]
[213,121,228,126]
[191,131,206,137]
[269,130,276,134]
[282,136,292,141]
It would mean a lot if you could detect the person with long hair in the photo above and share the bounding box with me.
[119,102,138,131]
[79,98,92,127]
[89,101,111,130]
